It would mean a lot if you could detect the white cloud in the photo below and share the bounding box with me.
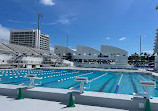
[119,37,126,41]
[58,18,70,24]
[106,37,110,40]
[0,24,10,41]
[50,47,54,53]
[39,0,55,6]
[8,19,37,24]
[57,17,77,25]
[43,18,70,25]
[143,50,153,55]
[47,17,77,25]
[8,20,22,23]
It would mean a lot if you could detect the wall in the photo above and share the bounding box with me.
[54,46,76,56]
[21,56,43,64]
[54,45,128,68]
[155,56,158,70]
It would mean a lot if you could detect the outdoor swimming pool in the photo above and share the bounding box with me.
[0,69,158,97]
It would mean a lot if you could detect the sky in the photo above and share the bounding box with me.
[0,0,158,55]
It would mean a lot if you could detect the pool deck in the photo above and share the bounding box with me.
[0,95,129,111]
[0,84,158,111]
[42,67,158,77]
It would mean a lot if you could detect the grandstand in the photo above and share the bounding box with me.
[0,43,14,54]
[3,43,37,55]
[0,43,65,69]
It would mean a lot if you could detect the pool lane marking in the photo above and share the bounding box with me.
[43,72,93,85]
[42,71,79,78]
[73,73,107,89]
[138,74,147,81]
[87,73,107,83]
[133,76,146,93]
[98,75,116,92]
[1,70,80,85]
[37,71,78,78]
[129,75,138,93]
[65,72,100,89]
[58,72,93,82]
[70,73,107,89]
[114,74,123,93]
[38,72,93,86]
[109,74,124,93]
[3,79,29,84]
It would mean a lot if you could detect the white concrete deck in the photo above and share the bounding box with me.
[42,67,150,73]
[0,84,158,111]
[42,67,158,77]
[1,84,157,103]
[0,95,129,111]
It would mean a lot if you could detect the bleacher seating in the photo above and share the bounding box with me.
[0,43,65,67]
[30,47,59,59]
[4,44,38,55]
[0,43,13,53]
[30,48,51,56]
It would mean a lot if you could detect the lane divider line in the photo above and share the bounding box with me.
[138,74,147,81]
[73,73,107,89]
[88,73,107,83]
[39,72,93,86]
[115,74,123,93]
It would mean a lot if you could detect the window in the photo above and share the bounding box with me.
[98,55,108,58]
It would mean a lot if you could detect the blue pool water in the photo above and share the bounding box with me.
[0,69,158,97]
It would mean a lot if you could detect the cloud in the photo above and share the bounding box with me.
[119,37,126,41]
[39,0,55,6]
[0,24,10,41]
[106,37,110,40]
[58,18,70,24]
[46,17,78,25]
[50,47,54,53]
[57,17,78,25]
[143,50,153,55]
[8,20,22,23]
[8,20,37,24]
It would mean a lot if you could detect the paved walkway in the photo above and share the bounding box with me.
[0,95,129,111]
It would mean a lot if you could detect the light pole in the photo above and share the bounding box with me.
[138,35,145,66]
[66,35,69,56]
[37,12,43,49]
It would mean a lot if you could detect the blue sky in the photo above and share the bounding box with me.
[0,0,158,55]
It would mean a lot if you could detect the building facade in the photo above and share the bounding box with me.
[154,29,158,70]
[10,29,50,50]
[54,45,128,68]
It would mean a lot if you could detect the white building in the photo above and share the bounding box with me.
[54,45,128,68]
[154,29,158,70]
[10,29,50,50]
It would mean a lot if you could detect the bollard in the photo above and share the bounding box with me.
[145,99,151,111]
[67,93,75,107]
[16,88,24,100]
